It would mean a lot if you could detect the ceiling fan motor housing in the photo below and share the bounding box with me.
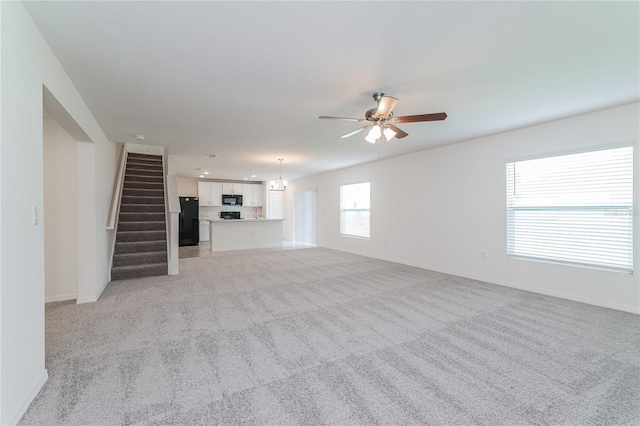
[366,107,393,122]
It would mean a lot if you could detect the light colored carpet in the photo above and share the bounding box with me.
[21,247,640,425]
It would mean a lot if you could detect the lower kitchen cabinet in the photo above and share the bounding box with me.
[199,221,210,243]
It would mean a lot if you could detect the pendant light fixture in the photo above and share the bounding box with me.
[270,158,288,191]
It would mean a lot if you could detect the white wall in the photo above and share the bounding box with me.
[286,103,640,314]
[43,118,78,302]
[0,2,116,423]
[177,177,198,196]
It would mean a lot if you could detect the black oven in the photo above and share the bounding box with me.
[220,211,241,220]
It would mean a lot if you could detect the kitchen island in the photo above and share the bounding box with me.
[208,219,284,252]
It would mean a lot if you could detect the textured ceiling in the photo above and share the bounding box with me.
[24,1,639,182]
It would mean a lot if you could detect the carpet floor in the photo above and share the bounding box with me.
[20,247,640,425]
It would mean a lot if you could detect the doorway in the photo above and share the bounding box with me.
[43,115,79,302]
[294,190,317,245]
[43,86,96,303]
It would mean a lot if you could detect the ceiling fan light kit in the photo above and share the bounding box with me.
[365,125,381,143]
[320,92,447,144]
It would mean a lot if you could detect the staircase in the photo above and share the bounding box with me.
[111,153,168,281]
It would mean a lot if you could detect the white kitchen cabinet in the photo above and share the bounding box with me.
[199,220,210,243]
[252,184,263,206]
[210,182,223,206]
[222,182,243,195]
[198,182,223,206]
[242,184,254,206]
[242,183,263,206]
[198,182,212,206]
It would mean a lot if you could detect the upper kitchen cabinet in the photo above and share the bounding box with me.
[222,182,243,195]
[210,182,223,206]
[198,181,223,206]
[198,181,212,206]
[243,183,263,206]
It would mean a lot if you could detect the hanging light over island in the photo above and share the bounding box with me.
[270,158,288,191]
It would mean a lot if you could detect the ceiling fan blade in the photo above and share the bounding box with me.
[319,116,366,122]
[340,125,370,139]
[391,112,447,123]
[387,124,408,139]
[375,96,398,119]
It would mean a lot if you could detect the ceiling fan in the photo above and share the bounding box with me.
[319,92,447,143]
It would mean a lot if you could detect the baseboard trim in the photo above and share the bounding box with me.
[44,293,77,303]
[76,295,98,304]
[476,276,640,315]
[319,244,640,315]
[8,369,48,425]
[95,279,108,301]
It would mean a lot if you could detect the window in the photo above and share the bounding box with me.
[340,182,370,238]
[506,143,634,273]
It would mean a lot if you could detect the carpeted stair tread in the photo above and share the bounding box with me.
[127,153,162,160]
[123,188,164,197]
[125,169,163,177]
[125,163,162,170]
[113,251,167,267]
[127,159,162,166]
[111,262,167,273]
[127,157,162,162]
[124,175,164,183]
[125,171,163,177]
[125,168,163,177]
[121,195,165,205]
[122,182,165,190]
[124,161,162,169]
[114,240,167,254]
[111,262,168,281]
[118,212,165,221]
[117,221,166,231]
[116,230,166,242]
[125,166,163,173]
[120,204,165,213]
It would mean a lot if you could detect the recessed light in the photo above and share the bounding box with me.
[135,134,145,141]
[199,175,204,178]
[243,177,248,180]
[203,171,209,175]
[206,154,217,158]
[251,175,256,178]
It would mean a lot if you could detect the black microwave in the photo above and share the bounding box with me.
[222,194,242,206]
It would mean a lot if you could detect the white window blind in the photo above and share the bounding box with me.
[340,182,370,238]
[506,144,634,273]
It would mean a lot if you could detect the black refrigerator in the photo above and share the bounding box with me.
[179,197,200,246]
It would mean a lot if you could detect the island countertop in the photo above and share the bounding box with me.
[207,218,284,223]
[207,218,284,251]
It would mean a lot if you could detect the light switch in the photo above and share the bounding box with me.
[33,206,38,225]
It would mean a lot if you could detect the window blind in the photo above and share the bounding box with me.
[340,182,370,238]
[506,144,634,272]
